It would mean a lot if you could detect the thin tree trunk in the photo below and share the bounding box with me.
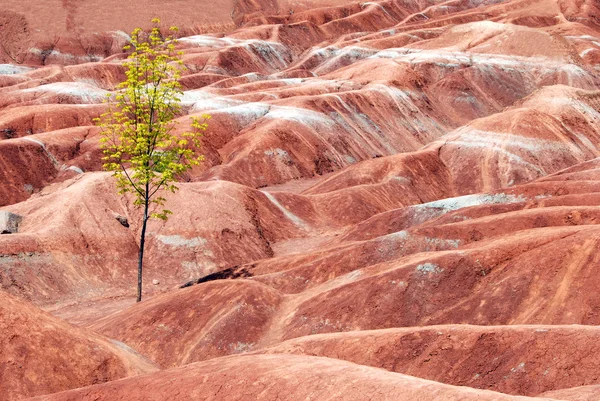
[137,197,149,302]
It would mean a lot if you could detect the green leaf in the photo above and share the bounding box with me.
[96,20,208,222]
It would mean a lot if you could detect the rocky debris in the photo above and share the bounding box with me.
[114,214,129,228]
[180,265,253,288]
[0,211,22,234]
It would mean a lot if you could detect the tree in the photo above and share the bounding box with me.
[96,18,209,302]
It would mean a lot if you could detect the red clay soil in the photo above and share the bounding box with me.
[89,280,283,368]
[259,325,600,396]
[0,0,235,65]
[0,291,157,401]
[23,354,560,401]
[0,173,306,305]
[0,0,367,65]
[540,385,600,400]
[2,0,600,399]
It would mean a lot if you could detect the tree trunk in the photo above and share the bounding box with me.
[137,199,149,302]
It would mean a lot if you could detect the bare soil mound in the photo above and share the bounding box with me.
[540,385,600,400]
[2,0,600,399]
[0,291,157,401]
[0,174,303,305]
[260,325,600,396]
[24,354,558,401]
[90,280,283,368]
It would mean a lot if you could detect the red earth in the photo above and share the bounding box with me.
[2,0,600,399]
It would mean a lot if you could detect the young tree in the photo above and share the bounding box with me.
[97,18,209,302]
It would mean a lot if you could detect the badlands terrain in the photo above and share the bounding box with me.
[1,0,600,399]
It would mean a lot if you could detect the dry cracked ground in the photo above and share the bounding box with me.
[2,0,600,400]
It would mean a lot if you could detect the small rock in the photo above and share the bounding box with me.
[0,211,23,234]
[114,214,129,228]
[152,279,160,285]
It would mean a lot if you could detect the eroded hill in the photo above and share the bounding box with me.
[1,0,600,399]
